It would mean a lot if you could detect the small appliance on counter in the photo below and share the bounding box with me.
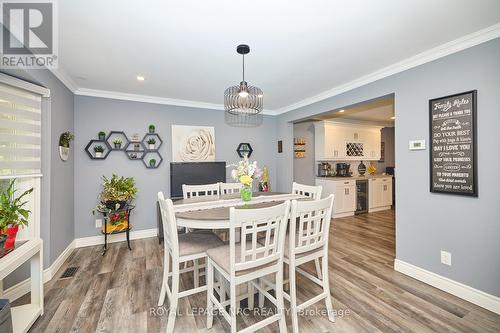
[335,162,352,177]
[317,162,333,177]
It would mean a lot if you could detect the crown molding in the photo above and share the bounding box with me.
[49,67,78,93]
[74,87,276,115]
[273,23,500,115]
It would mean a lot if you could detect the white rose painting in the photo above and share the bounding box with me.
[171,125,215,162]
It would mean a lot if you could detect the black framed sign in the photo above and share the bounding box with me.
[429,90,477,196]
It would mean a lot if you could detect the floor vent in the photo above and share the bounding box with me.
[60,266,79,279]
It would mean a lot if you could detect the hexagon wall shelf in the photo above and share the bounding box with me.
[142,151,163,169]
[142,133,163,151]
[106,131,129,151]
[236,143,253,158]
[85,140,111,160]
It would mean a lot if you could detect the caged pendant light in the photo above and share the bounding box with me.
[224,44,263,116]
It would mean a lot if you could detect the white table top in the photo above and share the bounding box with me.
[174,192,304,229]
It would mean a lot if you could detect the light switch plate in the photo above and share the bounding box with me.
[440,250,452,266]
[95,219,102,228]
[409,139,426,150]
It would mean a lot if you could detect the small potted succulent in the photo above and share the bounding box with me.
[0,179,33,249]
[147,138,156,149]
[58,131,74,161]
[112,138,122,149]
[149,158,157,167]
[98,131,106,141]
[149,124,155,134]
[94,145,105,158]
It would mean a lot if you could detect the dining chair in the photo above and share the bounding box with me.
[292,181,323,199]
[182,183,220,199]
[285,195,335,333]
[157,192,225,333]
[206,201,291,333]
[292,181,323,277]
[219,182,243,195]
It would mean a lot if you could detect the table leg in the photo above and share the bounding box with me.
[103,218,107,256]
[31,245,44,315]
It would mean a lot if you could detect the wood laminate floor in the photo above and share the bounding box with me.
[19,210,500,332]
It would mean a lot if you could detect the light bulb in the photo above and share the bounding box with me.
[239,91,249,98]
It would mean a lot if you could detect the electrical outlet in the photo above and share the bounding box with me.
[441,250,452,266]
[95,219,102,228]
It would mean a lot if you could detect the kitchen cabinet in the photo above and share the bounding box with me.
[316,178,356,217]
[314,121,382,161]
[368,176,392,212]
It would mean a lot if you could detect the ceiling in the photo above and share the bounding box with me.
[311,96,394,126]
[58,0,500,114]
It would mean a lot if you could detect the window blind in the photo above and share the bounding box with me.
[0,83,42,177]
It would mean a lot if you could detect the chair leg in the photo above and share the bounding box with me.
[230,283,237,333]
[158,250,170,306]
[275,267,287,333]
[248,282,254,309]
[315,258,322,279]
[289,260,300,333]
[194,259,199,288]
[166,260,179,333]
[206,258,214,329]
[258,279,265,308]
[322,254,335,323]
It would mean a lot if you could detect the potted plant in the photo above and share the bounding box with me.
[97,174,138,210]
[149,124,155,133]
[58,131,74,161]
[147,138,156,149]
[94,145,105,158]
[112,138,122,149]
[149,158,157,167]
[98,131,106,141]
[0,179,33,249]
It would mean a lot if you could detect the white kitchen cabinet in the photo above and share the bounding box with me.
[315,121,382,161]
[368,176,392,212]
[316,178,356,217]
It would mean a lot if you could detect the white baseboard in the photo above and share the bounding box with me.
[3,239,76,302]
[394,259,500,315]
[74,228,158,248]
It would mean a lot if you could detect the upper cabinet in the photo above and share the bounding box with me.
[314,121,382,161]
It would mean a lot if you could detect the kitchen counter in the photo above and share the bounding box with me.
[316,174,393,181]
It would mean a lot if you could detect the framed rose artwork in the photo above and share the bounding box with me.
[171,125,215,162]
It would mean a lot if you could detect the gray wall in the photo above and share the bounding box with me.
[277,38,500,297]
[74,96,277,238]
[1,68,74,287]
[293,122,316,185]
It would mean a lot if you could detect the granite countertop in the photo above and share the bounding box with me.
[316,174,394,181]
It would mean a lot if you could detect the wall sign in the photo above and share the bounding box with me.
[429,90,477,196]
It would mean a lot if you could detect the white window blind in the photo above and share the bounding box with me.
[0,83,42,177]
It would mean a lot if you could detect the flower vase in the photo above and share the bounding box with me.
[240,185,252,202]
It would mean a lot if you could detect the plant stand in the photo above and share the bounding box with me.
[96,205,135,255]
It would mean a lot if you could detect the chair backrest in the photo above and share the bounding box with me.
[229,201,290,276]
[289,194,334,256]
[157,192,179,256]
[219,182,243,195]
[292,182,322,200]
[182,183,220,199]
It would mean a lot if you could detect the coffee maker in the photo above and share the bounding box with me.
[317,162,332,177]
[335,163,351,177]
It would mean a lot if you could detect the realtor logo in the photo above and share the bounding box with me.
[1,0,58,68]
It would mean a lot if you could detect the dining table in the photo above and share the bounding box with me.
[173,191,306,229]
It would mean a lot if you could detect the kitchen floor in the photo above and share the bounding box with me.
[18,210,500,332]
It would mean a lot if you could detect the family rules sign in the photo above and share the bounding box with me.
[429,90,477,196]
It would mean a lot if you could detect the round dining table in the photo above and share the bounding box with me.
[174,192,305,229]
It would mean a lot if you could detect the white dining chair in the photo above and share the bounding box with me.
[292,181,323,277]
[292,181,323,200]
[206,201,291,333]
[285,195,335,333]
[182,183,220,199]
[219,182,243,195]
[157,192,225,333]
